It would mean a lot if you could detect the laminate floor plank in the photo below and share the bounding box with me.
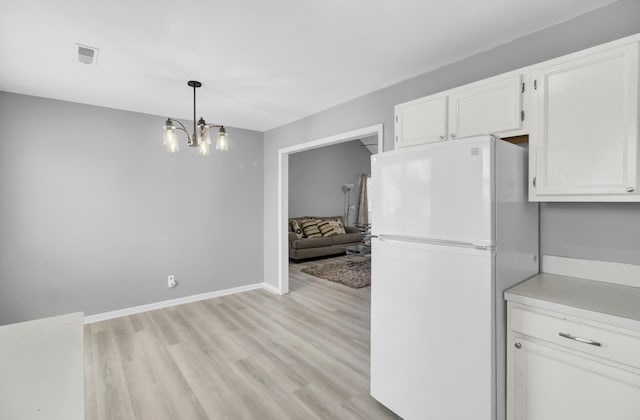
[135,329,210,419]
[342,394,401,420]
[166,341,247,419]
[119,347,174,420]
[84,326,98,420]
[293,383,346,420]
[237,298,371,389]
[233,356,315,419]
[229,303,365,404]
[238,290,372,380]
[85,256,398,420]
[91,329,137,420]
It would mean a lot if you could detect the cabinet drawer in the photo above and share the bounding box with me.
[510,306,640,369]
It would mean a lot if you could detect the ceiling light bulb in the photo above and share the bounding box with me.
[199,139,210,156]
[198,124,211,145]
[216,127,229,151]
[168,139,179,153]
[163,122,178,153]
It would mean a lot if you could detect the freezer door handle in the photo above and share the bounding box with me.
[377,235,493,250]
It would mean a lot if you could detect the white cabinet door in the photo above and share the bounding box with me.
[395,69,528,149]
[448,73,525,140]
[394,95,447,148]
[508,337,640,420]
[530,42,640,201]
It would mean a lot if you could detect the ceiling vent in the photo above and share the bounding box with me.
[76,44,99,65]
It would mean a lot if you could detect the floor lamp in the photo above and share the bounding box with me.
[342,183,354,226]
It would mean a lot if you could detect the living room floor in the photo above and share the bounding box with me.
[84,259,395,419]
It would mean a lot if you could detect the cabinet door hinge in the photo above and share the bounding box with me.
[533,177,537,188]
[521,82,525,93]
[534,79,537,90]
[395,115,398,123]
[521,110,525,121]
[395,135,398,143]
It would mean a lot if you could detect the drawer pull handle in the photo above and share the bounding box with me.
[559,332,601,347]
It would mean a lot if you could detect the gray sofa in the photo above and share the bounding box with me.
[289,216,363,261]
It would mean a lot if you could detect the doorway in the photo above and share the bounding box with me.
[276,124,383,294]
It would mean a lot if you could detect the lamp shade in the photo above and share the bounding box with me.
[197,118,211,145]
[216,127,229,151]
[163,123,179,153]
[198,139,211,156]
[198,124,211,146]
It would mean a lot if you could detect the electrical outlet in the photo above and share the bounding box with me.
[168,275,177,288]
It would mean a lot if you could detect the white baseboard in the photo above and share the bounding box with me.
[262,283,283,296]
[542,255,640,288]
[84,282,267,324]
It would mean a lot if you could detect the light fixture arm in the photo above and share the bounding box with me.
[166,118,226,144]
[168,118,188,132]
[166,117,191,142]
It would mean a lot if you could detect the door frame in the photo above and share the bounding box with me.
[276,124,384,294]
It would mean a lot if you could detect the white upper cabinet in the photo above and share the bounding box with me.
[448,72,527,140]
[529,39,640,201]
[394,69,528,149]
[394,33,640,202]
[395,95,447,148]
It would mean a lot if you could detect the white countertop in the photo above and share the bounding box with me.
[505,273,640,330]
[0,312,85,420]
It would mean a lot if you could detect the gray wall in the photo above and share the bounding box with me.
[264,0,640,288]
[0,92,264,325]
[289,140,371,225]
[541,203,640,265]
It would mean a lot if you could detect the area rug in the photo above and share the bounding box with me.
[301,258,371,288]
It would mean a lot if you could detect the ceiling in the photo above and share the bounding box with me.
[0,0,617,132]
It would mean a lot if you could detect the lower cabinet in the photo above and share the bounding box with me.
[506,303,640,420]
[508,337,640,420]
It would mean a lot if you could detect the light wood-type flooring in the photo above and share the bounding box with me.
[85,256,398,419]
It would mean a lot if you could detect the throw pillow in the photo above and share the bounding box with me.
[318,220,338,237]
[328,218,346,235]
[301,219,322,238]
[290,219,304,239]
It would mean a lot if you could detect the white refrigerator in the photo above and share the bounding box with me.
[370,135,538,420]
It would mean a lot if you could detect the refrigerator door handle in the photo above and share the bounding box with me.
[378,235,495,251]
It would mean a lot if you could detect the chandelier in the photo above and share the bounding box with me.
[163,80,228,156]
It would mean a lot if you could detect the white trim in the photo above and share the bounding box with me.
[542,255,640,288]
[276,124,384,294]
[84,283,265,324]
[279,124,384,155]
[277,151,289,295]
[262,283,282,295]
